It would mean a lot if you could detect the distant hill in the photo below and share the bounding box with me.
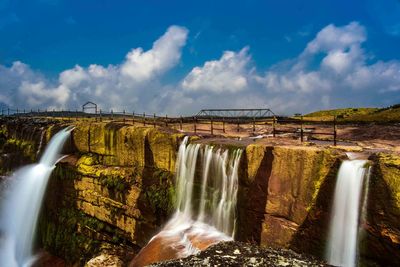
[303,104,400,123]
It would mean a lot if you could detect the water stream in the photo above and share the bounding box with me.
[134,136,242,263]
[0,127,73,267]
[326,159,368,267]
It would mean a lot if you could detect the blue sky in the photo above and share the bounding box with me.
[0,0,400,115]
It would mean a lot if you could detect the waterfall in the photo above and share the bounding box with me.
[162,136,242,256]
[326,159,368,267]
[35,128,45,156]
[0,127,73,267]
[134,136,242,263]
[172,137,242,238]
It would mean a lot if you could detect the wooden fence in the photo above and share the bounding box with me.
[0,108,338,145]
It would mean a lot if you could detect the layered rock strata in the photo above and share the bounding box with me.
[0,119,399,266]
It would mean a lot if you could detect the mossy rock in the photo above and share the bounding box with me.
[376,153,400,212]
[265,146,339,224]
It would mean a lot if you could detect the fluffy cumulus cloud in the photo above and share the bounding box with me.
[1,22,400,115]
[121,26,188,82]
[182,47,251,93]
[171,21,400,114]
[0,25,188,111]
[253,21,400,112]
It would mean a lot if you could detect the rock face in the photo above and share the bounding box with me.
[360,153,400,266]
[149,241,330,266]
[37,122,184,264]
[1,119,400,266]
[85,253,124,267]
[237,145,341,258]
[0,118,57,174]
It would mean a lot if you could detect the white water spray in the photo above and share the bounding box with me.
[35,128,45,157]
[0,127,73,267]
[326,159,368,267]
[146,136,242,258]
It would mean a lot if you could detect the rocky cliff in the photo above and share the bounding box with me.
[0,118,399,266]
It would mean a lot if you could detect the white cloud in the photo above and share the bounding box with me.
[0,25,189,111]
[252,22,400,113]
[182,47,251,93]
[0,22,399,115]
[166,22,400,115]
[121,26,188,82]
[19,82,69,107]
[303,22,366,54]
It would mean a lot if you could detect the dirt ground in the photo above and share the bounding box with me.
[15,116,398,153]
[167,122,400,154]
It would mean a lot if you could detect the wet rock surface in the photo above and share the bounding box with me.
[150,241,330,266]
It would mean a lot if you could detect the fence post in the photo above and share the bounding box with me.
[111,110,114,121]
[132,112,135,125]
[165,115,168,127]
[123,110,126,123]
[237,118,240,132]
[210,117,214,135]
[273,116,276,137]
[99,109,102,122]
[300,116,304,142]
[194,117,197,133]
[180,116,183,130]
[143,112,146,126]
[253,117,256,132]
[222,117,225,133]
[333,116,337,146]
[153,113,156,128]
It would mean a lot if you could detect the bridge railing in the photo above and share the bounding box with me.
[0,108,338,145]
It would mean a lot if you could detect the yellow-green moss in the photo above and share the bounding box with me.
[5,138,36,160]
[377,153,400,210]
[266,146,338,224]
[146,128,184,172]
[77,153,99,166]
[39,207,126,264]
[0,125,7,136]
[246,144,267,184]
[46,125,55,143]
[73,123,151,167]
[144,168,176,222]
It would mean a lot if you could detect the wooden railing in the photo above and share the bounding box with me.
[0,108,338,145]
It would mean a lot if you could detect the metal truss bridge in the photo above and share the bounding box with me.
[196,108,275,118]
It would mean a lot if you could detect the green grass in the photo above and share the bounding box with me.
[303,104,400,123]
[305,108,378,118]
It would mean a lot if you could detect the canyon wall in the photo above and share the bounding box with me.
[0,119,399,265]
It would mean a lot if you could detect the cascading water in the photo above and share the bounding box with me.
[0,127,73,267]
[35,128,46,156]
[326,159,368,267]
[157,137,242,255]
[132,136,242,266]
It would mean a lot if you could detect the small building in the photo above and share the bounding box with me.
[82,101,97,114]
